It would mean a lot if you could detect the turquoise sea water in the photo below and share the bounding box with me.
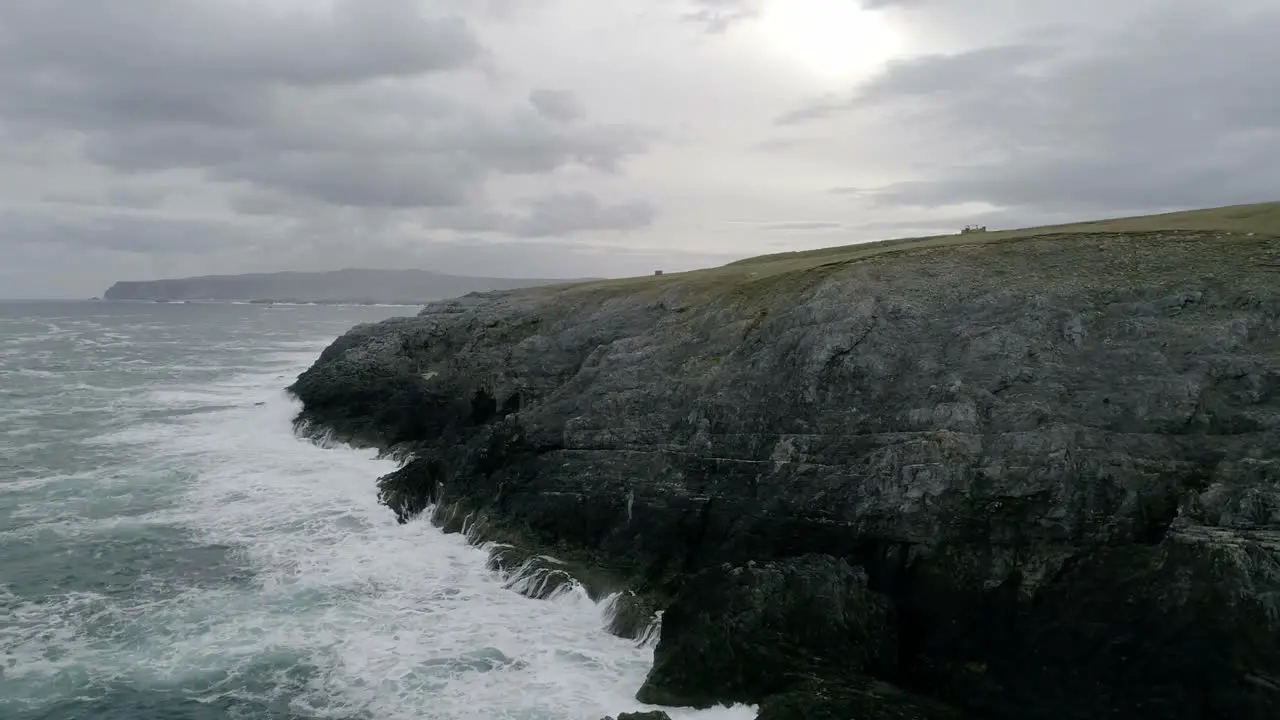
[0,301,752,720]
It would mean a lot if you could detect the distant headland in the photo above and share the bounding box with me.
[102,269,596,304]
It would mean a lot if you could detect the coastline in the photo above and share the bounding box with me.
[288,227,1280,719]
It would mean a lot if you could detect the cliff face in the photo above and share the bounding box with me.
[290,230,1280,720]
[102,268,589,303]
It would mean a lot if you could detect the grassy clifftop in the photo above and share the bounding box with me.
[532,201,1280,304]
[729,200,1280,268]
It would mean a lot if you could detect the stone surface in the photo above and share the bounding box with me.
[754,678,963,720]
[290,231,1280,719]
[636,554,896,707]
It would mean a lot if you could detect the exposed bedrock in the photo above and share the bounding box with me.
[289,232,1280,719]
[636,554,898,708]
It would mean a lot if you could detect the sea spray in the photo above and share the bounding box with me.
[0,302,754,720]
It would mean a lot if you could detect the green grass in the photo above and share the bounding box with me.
[536,201,1280,300]
[727,201,1280,268]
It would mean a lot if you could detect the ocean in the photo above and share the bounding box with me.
[0,300,754,720]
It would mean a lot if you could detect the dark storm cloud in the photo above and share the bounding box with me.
[228,191,319,219]
[0,1,476,137]
[529,89,585,123]
[781,2,1280,214]
[0,0,654,210]
[219,152,482,209]
[0,210,244,255]
[432,193,657,237]
[0,0,480,90]
[69,82,653,198]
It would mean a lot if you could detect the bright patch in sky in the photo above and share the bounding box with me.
[755,0,902,80]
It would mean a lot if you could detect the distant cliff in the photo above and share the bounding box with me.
[290,203,1280,720]
[103,269,592,303]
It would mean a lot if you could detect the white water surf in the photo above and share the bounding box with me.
[1,324,755,720]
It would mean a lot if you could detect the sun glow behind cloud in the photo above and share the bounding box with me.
[752,0,903,81]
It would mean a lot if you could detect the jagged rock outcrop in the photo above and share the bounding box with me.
[290,230,1280,719]
[753,679,963,720]
[636,554,896,707]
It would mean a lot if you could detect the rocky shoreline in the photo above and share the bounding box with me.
[289,230,1280,719]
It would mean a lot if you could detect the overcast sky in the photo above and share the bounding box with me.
[2,0,1277,297]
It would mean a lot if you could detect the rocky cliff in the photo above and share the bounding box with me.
[289,226,1280,720]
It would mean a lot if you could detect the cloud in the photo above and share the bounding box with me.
[42,186,167,209]
[0,1,654,211]
[529,89,585,123]
[859,0,929,8]
[683,0,761,34]
[228,190,323,218]
[779,2,1280,214]
[42,193,98,207]
[220,150,482,209]
[106,187,168,210]
[777,44,1051,125]
[0,209,247,255]
[759,221,844,231]
[0,0,481,90]
[432,192,657,237]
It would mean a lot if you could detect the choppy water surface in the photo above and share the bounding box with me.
[0,301,753,720]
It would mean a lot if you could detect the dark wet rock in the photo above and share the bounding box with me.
[964,538,1280,719]
[483,542,582,600]
[437,503,640,607]
[637,554,895,707]
[290,231,1280,720]
[755,676,963,720]
[602,589,663,641]
[599,712,673,720]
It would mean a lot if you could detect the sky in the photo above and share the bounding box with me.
[1,0,1277,297]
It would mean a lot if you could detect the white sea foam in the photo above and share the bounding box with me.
[13,368,60,378]
[3,343,756,720]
